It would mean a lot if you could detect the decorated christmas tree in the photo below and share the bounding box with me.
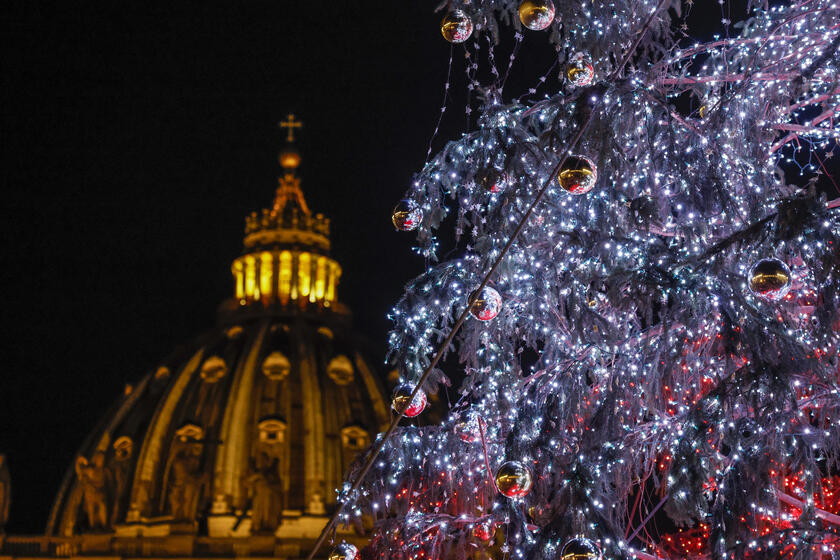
[320,1,840,559]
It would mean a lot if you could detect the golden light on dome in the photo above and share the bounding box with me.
[233,250,341,308]
[278,147,301,170]
[229,115,345,313]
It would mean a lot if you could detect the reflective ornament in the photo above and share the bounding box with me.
[748,258,791,301]
[392,383,427,417]
[455,410,481,442]
[473,520,494,541]
[441,10,473,43]
[392,199,422,231]
[328,542,360,560]
[494,461,532,498]
[560,537,601,560]
[557,155,597,194]
[566,52,594,87]
[518,0,556,31]
[469,286,502,321]
[474,167,507,193]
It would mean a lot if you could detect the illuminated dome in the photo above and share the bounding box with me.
[279,146,301,170]
[44,120,389,556]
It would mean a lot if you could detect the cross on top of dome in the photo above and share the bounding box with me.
[279,114,302,143]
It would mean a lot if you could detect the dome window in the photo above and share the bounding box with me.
[200,356,227,383]
[340,425,370,452]
[262,351,291,381]
[257,418,287,444]
[113,436,133,461]
[225,325,244,339]
[317,326,334,339]
[327,355,354,385]
[175,423,204,443]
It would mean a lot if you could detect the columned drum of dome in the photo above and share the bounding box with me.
[28,119,389,559]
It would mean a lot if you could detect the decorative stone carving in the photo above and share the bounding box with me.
[225,325,243,339]
[327,355,354,385]
[255,418,287,471]
[340,425,370,485]
[243,456,283,534]
[307,488,326,516]
[175,423,204,443]
[316,326,334,339]
[75,452,110,531]
[340,425,370,452]
[261,351,291,381]
[109,437,133,524]
[200,356,227,383]
[257,418,287,445]
[168,449,204,521]
[167,425,207,521]
[113,437,133,461]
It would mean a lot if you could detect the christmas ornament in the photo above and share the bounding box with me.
[469,286,502,321]
[455,411,481,442]
[518,0,556,31]
[474,167,507,193]
[557,155,597,194]
[560,537,601,559]
[566,52,595,87]
[392,199,422,231]
[473,520,494,541]
[494,461,532,498]
[441,10,473,43]
[748,258,791,301]
[391,383,427,417]
[327,542,360,560]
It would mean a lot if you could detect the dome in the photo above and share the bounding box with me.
[45,121,390,554]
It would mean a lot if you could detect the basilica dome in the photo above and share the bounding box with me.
[45,125,390,555]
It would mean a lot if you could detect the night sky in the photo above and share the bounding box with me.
[1,2,837,534]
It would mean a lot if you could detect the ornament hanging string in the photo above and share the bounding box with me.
[426,45,454,162]
[305,2,670,557]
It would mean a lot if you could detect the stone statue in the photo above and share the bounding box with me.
[167,444,205,521]
[109,437,133,525]
[0,454,10,532]
[243,456,283,533]
[75,452,110,531]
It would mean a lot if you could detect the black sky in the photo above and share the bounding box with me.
[1,1,837,534]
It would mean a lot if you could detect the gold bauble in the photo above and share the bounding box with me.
[494,461,532,498]
[327,542,360,560]
[469,286,502,321]
[518,0,556,31]
[392,199,422,231]
[560,537,601,559]
[391,383,427,417]
[566,52,594,87]
[557,155,597,194]
[748,258,791,301]
[441,10,473,43]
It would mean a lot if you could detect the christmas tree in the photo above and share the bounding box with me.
[322,1,840,559]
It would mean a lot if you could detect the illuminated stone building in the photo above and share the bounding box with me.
[0,117,389,559]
